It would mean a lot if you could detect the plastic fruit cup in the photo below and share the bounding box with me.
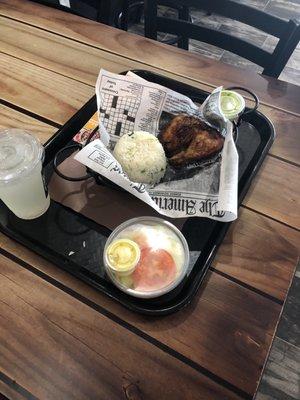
[103,216,190,298]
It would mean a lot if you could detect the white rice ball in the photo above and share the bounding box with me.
[113,131,167,184]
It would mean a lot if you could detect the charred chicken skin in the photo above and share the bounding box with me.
[158,115,224,167]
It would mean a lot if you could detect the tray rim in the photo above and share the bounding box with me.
[0,69,275,315]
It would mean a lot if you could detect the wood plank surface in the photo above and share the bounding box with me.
[1,37,299,230]
[0,0,299,115]
[214,207,300,301]
[261,108,300,166]
[0,16,134,86]
[0,1,299,398]
[0,382,27,400]
[0,376,32,400]
[0,81,297,395]
[1,110,298,303]
[0,253,242,400]
[0,52,93,125]
[1,16,299,166]
[0,104,56,144]
[0,233,281,395]
[1,101,297,302]
[0,14,223,100]
[243,156,300,230]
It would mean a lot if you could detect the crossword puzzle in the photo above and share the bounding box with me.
[99,94,140,136]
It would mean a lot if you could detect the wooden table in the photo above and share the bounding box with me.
[0,1,299,399]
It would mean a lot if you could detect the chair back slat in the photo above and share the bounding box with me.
[145,0,300,78]
[160,0,290,38]
[263,24,300,77]
[158,17,272,67]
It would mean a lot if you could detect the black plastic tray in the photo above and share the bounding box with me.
[0,70,275,315]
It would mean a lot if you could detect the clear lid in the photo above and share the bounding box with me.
[103,217,190,298]
[221,90,245,120]
[0,129,44,184]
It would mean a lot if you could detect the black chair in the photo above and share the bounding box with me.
[117,0,190,47]
[117,1,189,28]
[144,0,300,78]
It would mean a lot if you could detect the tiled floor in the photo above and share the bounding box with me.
[129,2,300,399]
[129,0,300,86]
[256,336,300,400]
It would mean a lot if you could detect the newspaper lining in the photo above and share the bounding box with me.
[74,69,238,221]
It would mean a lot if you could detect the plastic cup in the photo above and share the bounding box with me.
[103,217,190,298]
[0,129,50,219]
[221,90,245,121]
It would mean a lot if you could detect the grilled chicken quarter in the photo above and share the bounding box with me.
[158,115,224,167]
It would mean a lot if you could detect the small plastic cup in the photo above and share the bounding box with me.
[105,238,141,276]
[103,217,190,298]
[0,129,50,219]
[221,90,245,121]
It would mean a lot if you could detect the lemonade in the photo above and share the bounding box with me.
[0,129,50,219]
